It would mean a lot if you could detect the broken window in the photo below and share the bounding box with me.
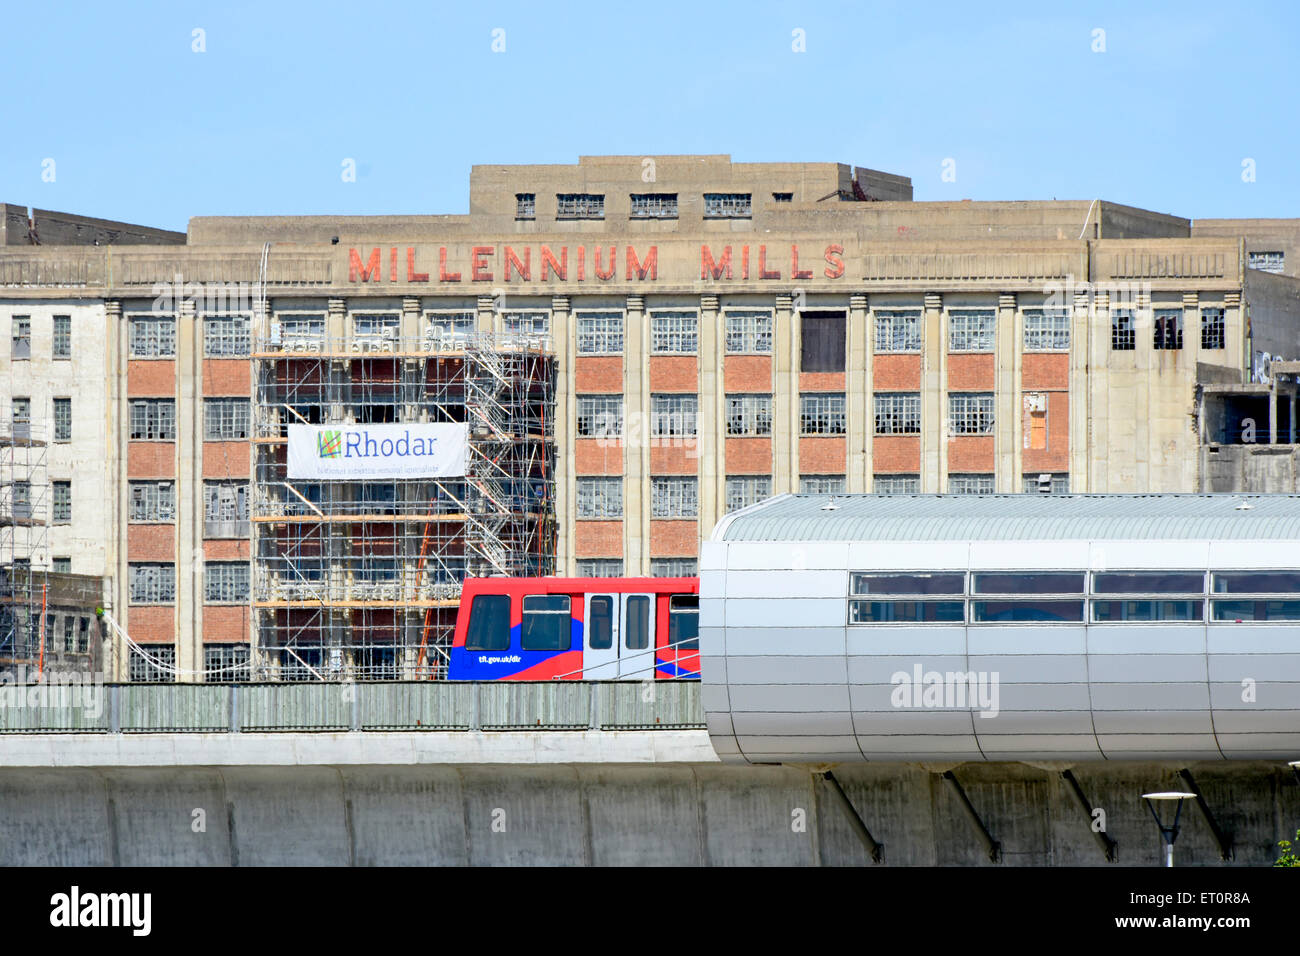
[129,563,176,604]
[204,481,249,537]
[650,311,698,354]
[576,312,623,354]
[949,474,995,494]
[204,398,251,440]
[724,310,773,354]
[948,310,996,352]
[652,558,698,577]
[128,315,176,357]
[1023,473,1070,494]
[725,475,772,513]
[800,475,846,495]
[800,393,846,435]
[515,193,535,219]
[651,477,698,518]
[577,477,623,519]
[630,193,678,219]
[1201,308,1225,350]
[204,644,251,681]
[52,481,71,524]
[204,314,252,356]
[576,395,623,437]
[1248,251,1284,274]
[556,193,604,219]
[874,393,921,434]
[11,397,30,439]
[875,310,921,352]
[703,193,751,218]
[1111,309,1136,351]
[11,315,30,360]
[651,394,698,437]
[726,394,772,436]
[1023,309,1070,351]
[1154,310,1183,350]
[131,481,176,521]
[130,645,175,683]
[949,393,994,435]
[53,398,71,441]
[52,315,71,358]
[873,475,919,494]
[577,559,624,577]
[129,399,176,440]
[205,562,250,603]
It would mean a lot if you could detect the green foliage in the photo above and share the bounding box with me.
[1276,830,1300,867]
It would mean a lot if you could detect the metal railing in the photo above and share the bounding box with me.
[0,680,704,734]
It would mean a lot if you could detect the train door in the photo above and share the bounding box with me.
[583,592,620,679]
[620,592,655,680]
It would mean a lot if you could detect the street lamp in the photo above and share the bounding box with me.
[1142,791,1197,867]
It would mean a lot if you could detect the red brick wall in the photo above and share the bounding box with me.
[203,359,250,396]
[649,443,699,475]
[947,353,996,390]
[649,356,697,392]
[650,521,698,557]
[203,605,250,643]
[128,524,175,562]
[576,356,623,392]
[575,520,622,557]
[204,539,250,560]
[724,356,772,392]
[800,437,846,474]
[575,439,624,475]
[127,606,174,643]
[1022,391,1070,472]
[127,360,176,396]
[725,438,772,474]
[127,443,175,479]
[948,436,995,473]
[1022,353,1070,390]
[873,354,921,390]
[800,372,845,393]
[873,435,920,473]
[203,441,250,478]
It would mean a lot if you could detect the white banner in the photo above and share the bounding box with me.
[287,423,469,479]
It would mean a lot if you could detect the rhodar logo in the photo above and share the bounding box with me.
[317,431,343,459]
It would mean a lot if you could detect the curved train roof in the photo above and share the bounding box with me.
[714,493,1300,542]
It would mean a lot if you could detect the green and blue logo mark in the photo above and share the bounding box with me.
[317,430,343,459]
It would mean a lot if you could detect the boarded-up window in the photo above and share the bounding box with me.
[1024,393,1047,450]
[800,312,846,373]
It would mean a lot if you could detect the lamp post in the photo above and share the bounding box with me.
[1142,791,1197,867]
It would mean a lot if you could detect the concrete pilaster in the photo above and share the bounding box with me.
[177,299,200,682]
[624,294,647,576]
[1224,290,1244,383]
[922,293,944,492]
[107,300,127,682]
[1134,289,1153,491]
[697,294,722,543]
[551,295,572,575]
[995,293,1018,491]
[476,295,494,335]
[773,293,796,493]
[1069,290,1090,492]
[847,293,869,492]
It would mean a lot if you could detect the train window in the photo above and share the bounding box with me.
[1211,599,1300,622]
[465,594,510,651]
[589,596,613,650]
[851,572,964,595]
[973,572,1084,594]
[1211,571,1300,594]
[849,600,964,623]
[668,595,700,649]
[970,600,1084,623]
[625,595,650,650]
[521,595,571,651]
[1093,572,1205,594]
[1092,600,1203,622]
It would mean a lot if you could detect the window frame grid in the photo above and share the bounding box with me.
[1022,308,1071,352]
[800,392,847,436]
[576,394,624,438]
[948,392,995,436]
[576,477,624,519]
[874,392,921,435]
[203,313,252,357]
[203,398,252,440]
[52,315,71,359]
[651,476,699,519]
[129,399,177,441]
[947,309,996,353]
[576,312,624,355]
[725,475,772,513]
[723,310,773,354]
[874,310,922,353]
[726,393,773,437]
[650,311,699,355]
[127,313,177,358]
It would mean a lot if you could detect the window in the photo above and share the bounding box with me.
[576,394,623,437]
[850,572,965,625]
[426,311,475,339]
[556,193,604,219]
[12,315,30,359]
[131,481,176,521]
[466,594,510,650]
[52,315,71,359]
[77,616,91,653]
[873,475,919,494]
[800,393,846,435]
[576,312,623,354]
[949,393,994,435]
[521,595,571,651]
[853,572,965,594]
[203,314,252,356]
[1092,571,1204,622]
[726,394,772,436]
[577,477,623,518]
[52,481,71,524]
[724,310,773,354]
[654,559,699,578]
[625,595,650,649]
[1212,571,1300,593]
[1111,310,1136,351]
[631,193,678,218]
[1248,251,1284,274]
[948,310,995,352]
[205,644,251,681]
[725,475,771,513]
[800,475,845,495]
[130,645,175,683]
[652,477,698,518]
[53,398,71,442]
[12,397,30,439]
[1210,570,1300,619]
[667,594,700,649]
[52,557,71,574]
[875,393,920,434]
[129,399,176,440]
[651,311,698,354]
[949,474,994,495]
[1154,309,1183,350]
[515,193,535,219]
[503,311,549,338]
[277,313,326,348]
[588,596,613,649]
[801,312,846,372]
[204,481,249,537]
[1023,473,1069,494]
[12,481,31,520]
[128,314,176,357]
[205,562,250,603]
[354,312,400,342]
[703,193,751,218]
[1201,308,1225,350]
[129,563,176,604]
[772,192,793,203]
[652,394,698,437]
[577,558,624,577]
[875,310,921,352]
[204,398,251,440]
[970,571,1085,623]
[1023,309,1070,351]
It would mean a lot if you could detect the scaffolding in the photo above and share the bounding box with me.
[251,328,556,680]
[0,420,49,674]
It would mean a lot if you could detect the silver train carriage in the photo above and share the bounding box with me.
[699,494,1300,764]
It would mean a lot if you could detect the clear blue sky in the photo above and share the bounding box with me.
[3,0,1297,231]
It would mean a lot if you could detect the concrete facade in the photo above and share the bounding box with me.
[2,156,1300,674]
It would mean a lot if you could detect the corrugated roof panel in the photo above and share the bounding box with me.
[716,494,1300,541]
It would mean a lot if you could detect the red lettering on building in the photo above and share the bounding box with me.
[758,245,781,280]
[791,243,813,280]
[390,247,398,282]
[741,245,750,280]
[438,247,461,282]
[541,245,567,281]
[625,245,658,280]
[701,244,733,280]
[824,243,845,279]
[594,246,616,280]
[407,247,429,283]
[349,248,382,282]
[576,245,586,281]
[504,246,531,282]
[471,246,495,282]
